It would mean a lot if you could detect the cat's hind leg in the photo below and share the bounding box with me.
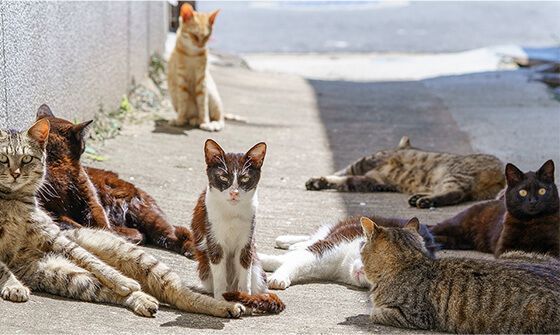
[275,235,310,250]
[68,229,245,318]
[27,255,158,317]
[410,190,465,208]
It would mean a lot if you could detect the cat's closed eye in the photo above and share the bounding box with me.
[189,33,199,42]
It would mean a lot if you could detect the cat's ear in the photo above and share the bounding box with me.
[536,160,555,184]
[505,163,524,186]
[398,136,411,149]
[181,3,194,22]
[209,9,219,25]
[36,104,54,120]
[244,142,266,169]
[360,217,381,240]
[404,217,420,233]
[205,139,226,165]
[27,119,50,146]
[72,120,93,141]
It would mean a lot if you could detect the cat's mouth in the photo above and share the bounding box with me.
[228,198,240,204]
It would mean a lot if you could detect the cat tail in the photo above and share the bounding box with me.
[222,292,285,314]
[223,113,248,123]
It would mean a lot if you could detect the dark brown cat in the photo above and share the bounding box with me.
[430,160,559,257]
[191,139,284,314]
[35,105,194,257]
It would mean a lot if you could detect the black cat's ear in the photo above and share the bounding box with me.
[72,120,93,141]
[536,160,555,184]
[361,217,382,240]
[244,142,267,169]
[404,217,420,233]
[205,139,226,166]
[398,136,411,149]
[27,119,50,146]
[505,163,524,186]
[36,104,54,120]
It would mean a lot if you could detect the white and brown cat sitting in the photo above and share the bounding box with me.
[168,4,224,131]
[306,136,505,208]
[191,139,284,314]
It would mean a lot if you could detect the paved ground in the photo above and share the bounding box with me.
[2,53,558,334]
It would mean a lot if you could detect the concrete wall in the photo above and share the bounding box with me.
[0,1,168,130]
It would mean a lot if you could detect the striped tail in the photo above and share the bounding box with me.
[222,292,285,314]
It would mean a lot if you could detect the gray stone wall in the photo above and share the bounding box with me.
[0,1,168,130]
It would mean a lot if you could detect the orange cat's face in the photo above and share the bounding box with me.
[179,4,219,50]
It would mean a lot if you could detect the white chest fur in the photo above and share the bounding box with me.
[205,186,258,252]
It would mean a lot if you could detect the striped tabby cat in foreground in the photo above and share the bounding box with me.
[306,136,505,208]
[360,217,560,333]
[167,4,224,131]
[0,120,244,318]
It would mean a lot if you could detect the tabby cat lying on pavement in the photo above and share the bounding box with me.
[360,217,560,333]
[306,136,505,208]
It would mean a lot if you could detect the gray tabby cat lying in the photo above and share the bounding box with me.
[306,136,505,208]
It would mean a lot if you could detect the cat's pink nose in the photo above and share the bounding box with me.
[10,169,20,179]
[230,189,239,197]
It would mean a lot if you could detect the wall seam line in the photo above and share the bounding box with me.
[0,2,8,121]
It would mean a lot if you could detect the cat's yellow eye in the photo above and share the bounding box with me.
[538,188,546,195]
[21,155,32,164]
[0,154,8,164]
[519,189,528,197]
[219,176,228,182]
[240,176,250,183]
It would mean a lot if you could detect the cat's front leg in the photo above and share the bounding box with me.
[210,260,228,300]
[0,262,30,302]
[48,233,141,296]
[370,306,412,329]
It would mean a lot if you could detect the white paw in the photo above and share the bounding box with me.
[267,273,291,290]
[1,284,30,302]
[275,235,309,250]
[199,121,223,132]
[126,291,159,317]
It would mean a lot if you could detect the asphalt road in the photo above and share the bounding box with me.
[198,1,560,54]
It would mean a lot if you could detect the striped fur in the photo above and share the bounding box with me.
[306,136,505,208]
[0,122,244,318]
[360,217,560,333]
[167,3,224,131]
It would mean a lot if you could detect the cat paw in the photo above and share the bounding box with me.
[268,274,291,290]
[408,194,427,207]
[199,121,223,132]
[114,278,142,296]
[1,284,30,302]
[417,197,435,208]
[305,177,329,190]
[126,291,159,317]
[215,301,246,318]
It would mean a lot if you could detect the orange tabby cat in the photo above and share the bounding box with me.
[168,4,224,131]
